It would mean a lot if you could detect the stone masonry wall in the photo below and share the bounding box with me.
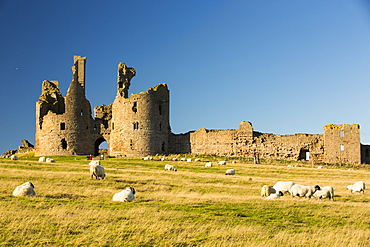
[109,84,170,157]
[324,124,361,164]
[174,122,325,162]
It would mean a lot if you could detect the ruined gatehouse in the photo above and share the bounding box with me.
[35,55,370,164]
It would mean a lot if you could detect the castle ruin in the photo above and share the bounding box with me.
[35,55,370,164]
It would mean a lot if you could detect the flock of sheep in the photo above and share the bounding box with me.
[11,158,136,203]
[10,155,367,204]
[261,181,366,200]
[11,156,236,201]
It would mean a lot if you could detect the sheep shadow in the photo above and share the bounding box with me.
[45,194,86,200]
[114,179,159,186]
[136,199,159,203]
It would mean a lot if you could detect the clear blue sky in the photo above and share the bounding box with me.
[1,0,370,154]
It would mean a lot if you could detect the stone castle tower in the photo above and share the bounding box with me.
[35,56,170,157]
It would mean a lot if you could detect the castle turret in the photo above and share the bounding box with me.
[35,56,96,156]
[109,62,170,156]
[62,56,95,155]
[35,80,65,155]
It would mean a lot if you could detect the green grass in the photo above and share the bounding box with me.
[0,156,370,246]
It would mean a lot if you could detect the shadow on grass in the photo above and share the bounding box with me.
[114,179,176,187]
[45,193,86,199]
[114,179,150,185]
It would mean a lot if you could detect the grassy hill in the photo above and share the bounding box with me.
[0,155,369,246]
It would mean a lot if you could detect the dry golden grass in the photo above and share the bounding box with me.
[0,157,370,246]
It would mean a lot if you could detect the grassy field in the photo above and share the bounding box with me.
[0,154,369,246]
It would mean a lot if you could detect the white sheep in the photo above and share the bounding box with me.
[265,191,284,200]
[164,164,177,171]
[112,187,136,202]
[290,184,321,198]
[10,155,18,160]
[172,158,178,161]
[218,161,227,165]
[347,181,366,194]
[160,157,165,161]
[273,181,295,195]
[194,158,201,162]
[180,158,186,161]
[38,156,46,162]
[205,162,212,167]
[261,185,276,197]
[46,158,56,163]
[187,158,192,162]
[13,182,36,197]
[313,186,334,201]
[225,169,235,175]
[89,160,106,179]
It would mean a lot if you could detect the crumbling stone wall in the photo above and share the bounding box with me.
[171,121,325,162]
[110,84,170,157]
[169,132,192,154]
[34,55,364,164]
[94,103,112,150]
[240,133,324,162]
[324,124,361,164]
[170,122,363,164]
[35,56,102,156]
[1,140,34,157]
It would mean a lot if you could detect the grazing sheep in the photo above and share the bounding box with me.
[46,158,56,163]
[225,169,235,175]
[194,158,201,162]
[290,184,321,198]
[265,191,284,200]
[38,157,46,162]
[164,164,177,171]
[160,157,165,161]
[261,185,276,197]
[89,160,106,180]
[187,158,192,162]
[180,158,186,161]
[313,186,334,201]
[347,181,366,194]
[172,158,178,161]
[205,162,212,167]
[112,187,136,202]
[218,161,227,165]
[13,182,36,197]
[10,155,18,160]
[273,181,295,195]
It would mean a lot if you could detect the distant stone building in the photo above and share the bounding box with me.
[35,55,369,164]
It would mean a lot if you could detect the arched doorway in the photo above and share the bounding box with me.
[94,137,108,156]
